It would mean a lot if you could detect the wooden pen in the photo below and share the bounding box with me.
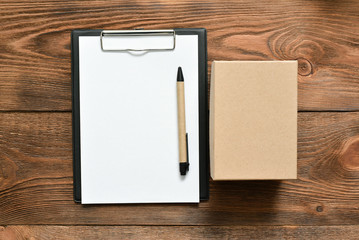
[177,67,189,175]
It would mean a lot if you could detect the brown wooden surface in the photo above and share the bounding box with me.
[0,0,358,111]
[0,112,359,226]
[2,225,359,240]
[0,0,359,239]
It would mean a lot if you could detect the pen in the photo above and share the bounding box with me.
[177,67,189,175]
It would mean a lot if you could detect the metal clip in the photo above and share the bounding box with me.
[100,29,176,51]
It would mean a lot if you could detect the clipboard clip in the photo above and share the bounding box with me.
[100,29,176,51]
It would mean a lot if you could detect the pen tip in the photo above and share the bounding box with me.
[177,67,184,82]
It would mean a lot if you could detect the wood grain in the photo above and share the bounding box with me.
[2,225,359,240]
[1,0,359,237]
[0,112,359,225]
[0,0,358,111]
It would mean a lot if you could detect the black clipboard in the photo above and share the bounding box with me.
[71,28,209,203]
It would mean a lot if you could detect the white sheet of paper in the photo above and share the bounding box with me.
[79,35,199,203]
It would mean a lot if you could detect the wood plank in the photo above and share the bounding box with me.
[2,225,359,240]
[0,112,359,225]
[0,0,358,111]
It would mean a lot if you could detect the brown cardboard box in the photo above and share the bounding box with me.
[210,61,297,180]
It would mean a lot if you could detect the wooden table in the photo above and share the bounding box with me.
[0,0,358,239]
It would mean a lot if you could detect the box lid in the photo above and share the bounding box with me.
[210,61,298,180]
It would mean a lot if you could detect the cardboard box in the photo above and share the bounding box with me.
[210,61,297,180]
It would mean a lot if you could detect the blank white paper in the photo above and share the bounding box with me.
[79,35,199,203]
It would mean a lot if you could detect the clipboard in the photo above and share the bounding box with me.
[71,28,209,203]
